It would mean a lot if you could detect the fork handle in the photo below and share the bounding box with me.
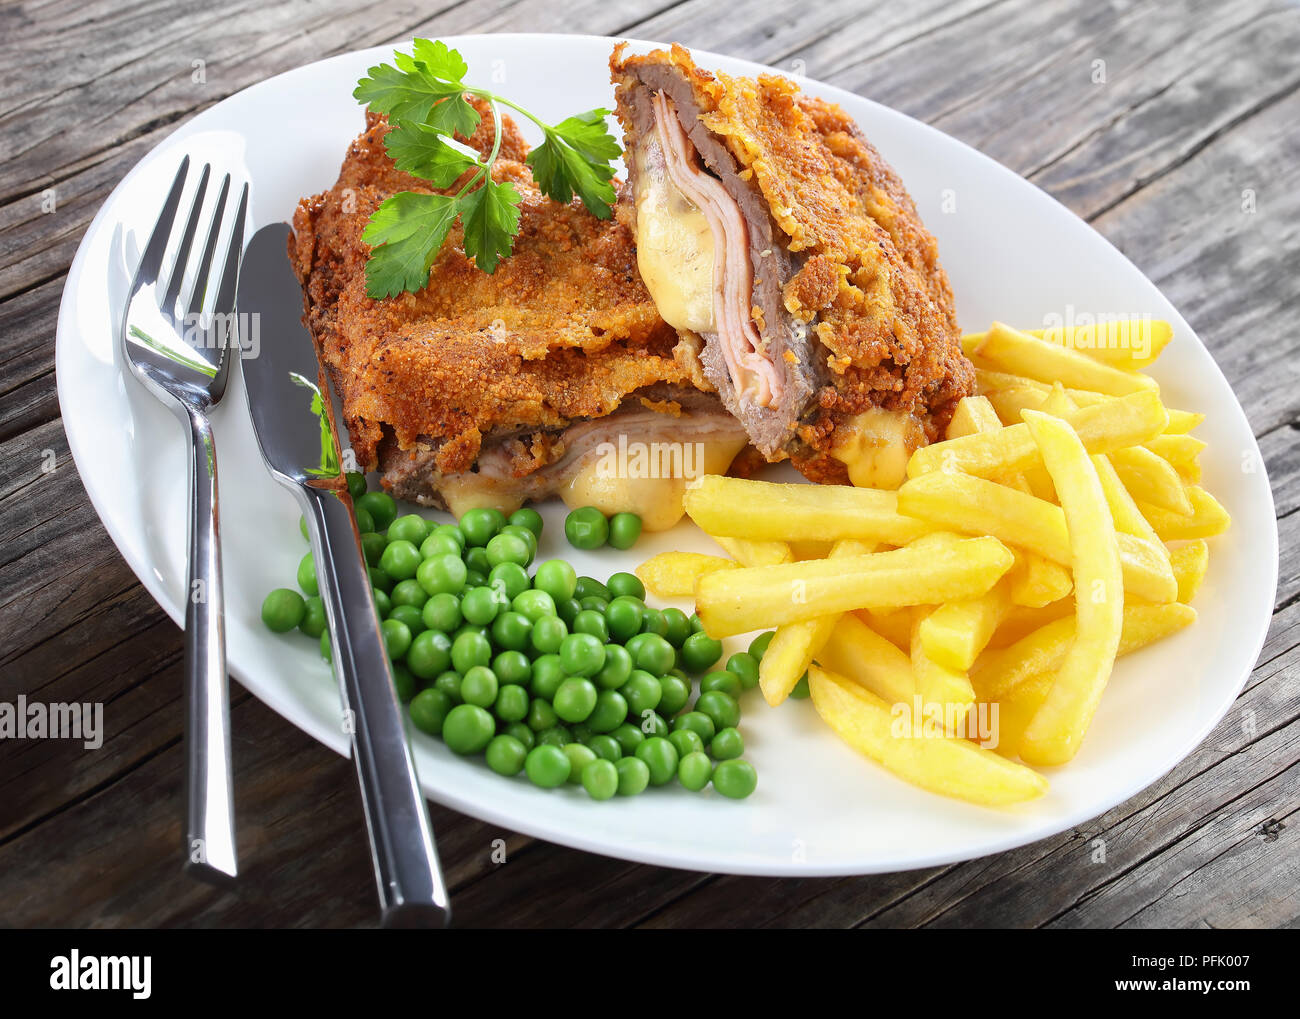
[181,405,238,883]
[298,485,449,928]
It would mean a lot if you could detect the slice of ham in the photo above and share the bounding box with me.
[651,92,785,410]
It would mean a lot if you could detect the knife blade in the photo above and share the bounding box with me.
[239,223,449,928]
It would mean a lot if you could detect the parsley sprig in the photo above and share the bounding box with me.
[353,39,621,298]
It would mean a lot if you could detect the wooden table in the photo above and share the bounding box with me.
[2,0,1296,929]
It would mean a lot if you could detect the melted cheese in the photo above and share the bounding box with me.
[830,408,926,490]
[633,136,717,334]
[561,439,746,531]
[439,476,524,520]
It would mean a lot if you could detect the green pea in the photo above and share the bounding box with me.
[615,756,650,796]
[419,531,461,559]
[530,615,568,656]
[261,588,306,632]
[490,610,532,651]
[712,759,757,799]
[639,710,669,737]
[696,690,741,730]
[523,744,570,788]
[535,724,571,748]
[458,507,503,547]
[607,512,642,550]
[483,532,527,571]
[296,554,318,597]
[388,513,429,545]
[499,524,538,563]
[748,631,775,661]
[387,604,425,636]
[554,596,581,626]
[604,596,645,642]
[553,677,598,723]
[368,565,393,594]
[390,663,416,702]
[493,683,530,723]
[527,699,558,732]
[389,578,428,610]
[634,736,678,786]
[573,576,610,602]
[488,562,530,601]
[581,758,619,800]
[360,531,387,567]
[353,505,376,535]
[460,665,498,708]
[559,632,606,677]
[298,596,326,639]
[508,507,544,538]
[628,632,675,675]
[356,491,397,532]
[661,608,691,648]
[371,587,391,618]
[562,743,598,785]
[673,711,716,745]
[594,643,633,690]
[611,722,645,756]
[564,506,608,549]
[442,704,495,754]
[409,688,452,734]
[579,595,609,614]
[379,539,422,582]
[451,630,491,673]
[422,592,462,633]
[587,689,629,733]
[512,588,557,622]
[532,559,577,603]
[464,569,487,589]
[433,670,463,704]
[621,670,662,715]
[726,651,760,690]
[668,728,704,758]
[320,630,331,663]
[572,609,610,643]
[710,727,745,760]
[461,585,502,626]
[700,670,742,699]
[585,733,622,762]
[529,655,566,700]
[639,608,667,637]
[657,674,692,717]
[485,734,527,776]
[503,722,535,750]
[606,572,645,601]
[789,674,811,700]
[682,631,724,673]
[431,522,466,550]
[299,515,310,541]
[689,613,706,634]
[407,629,452,680]
[677,751,713,792]
[345,471,368,500]
[492,649,532,686]
[380,618,412,660]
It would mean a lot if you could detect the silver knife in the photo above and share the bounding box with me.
[238,223,449,928]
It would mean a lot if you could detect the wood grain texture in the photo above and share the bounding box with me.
[0,0,1295,928]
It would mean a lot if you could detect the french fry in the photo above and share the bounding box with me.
[976,323,1158,397]
[789,540,834,560]
[684,474,935,546]
[966,320,1172,370]
[986,386,1048,426]
[1093,453,1162,545]
[897,470,1178,602]
[635,551,736,598]
[1110,445,1194,515]
[1170,540,1209,603]
[920,578,1012,672]
[1007,552,1074,607]
[711,535,792,568]
[971,602,1197,700]
[857,606,914,651]
[987,601,1075,648]
[758,539,875,707]
[1163,409,1205,434]
[988,671,1053,759]
[1018,411,1124,766]
[694,537,1015,637]
[946,395,1003,438]
[807,666,1049,806]
[1144,434,1207,468]
[1138,486,1230,540]
[1038,382,1078,417]
[911,608,976,723]
[906,391,1168,480]
[817,613,915,704]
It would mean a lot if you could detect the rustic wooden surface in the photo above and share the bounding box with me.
[1,0,1296,928]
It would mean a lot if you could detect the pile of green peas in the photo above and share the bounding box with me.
[261,473,763,801]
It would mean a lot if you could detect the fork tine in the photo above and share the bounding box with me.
[137,156,191,287]
[210,182,250,354]
[184,173,232,323]
[160,163,211,319]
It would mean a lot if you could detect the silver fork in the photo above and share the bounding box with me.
[120,156,249,884]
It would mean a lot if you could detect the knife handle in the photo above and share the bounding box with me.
[299,485,450,928]
[181,404,237,885]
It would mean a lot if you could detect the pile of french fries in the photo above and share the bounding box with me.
[637,320,1228,807]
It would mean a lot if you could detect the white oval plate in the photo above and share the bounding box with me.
[57,34,1277,876]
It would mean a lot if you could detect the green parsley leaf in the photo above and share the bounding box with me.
[527,121,618,219]
[289,372,341,479]
[354,39,480,138]
[383,121,479,187]
[361,191,460,298]
[458,177,522,274]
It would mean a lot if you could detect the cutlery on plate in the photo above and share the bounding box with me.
[238,223,449,928]
[120,156,247,883]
